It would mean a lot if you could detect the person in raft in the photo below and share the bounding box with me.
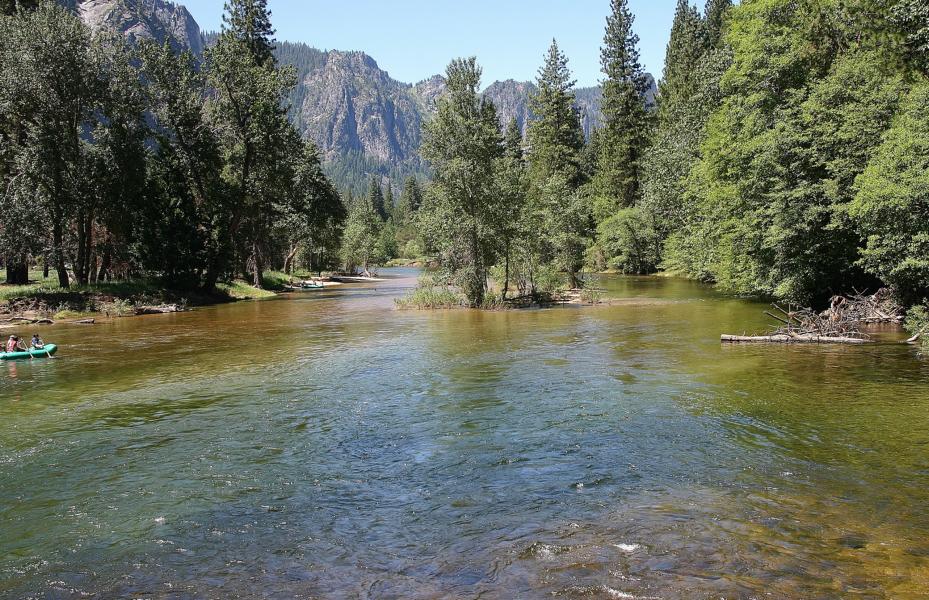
[30,334,44,349]
[5,335,26,353]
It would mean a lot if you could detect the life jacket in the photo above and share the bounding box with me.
[5,339,17,353]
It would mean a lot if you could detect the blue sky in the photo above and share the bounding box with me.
[181,1,704,87]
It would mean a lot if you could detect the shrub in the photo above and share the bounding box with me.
[395,273,465,309]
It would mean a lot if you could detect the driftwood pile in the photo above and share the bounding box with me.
[722,289,904,345]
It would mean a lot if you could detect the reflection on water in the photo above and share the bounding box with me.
[1,268,928,598]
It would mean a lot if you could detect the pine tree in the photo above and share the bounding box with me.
[526,39,590,289]
[400,176,422,214]
[384,183,394,220]
[420,57,503,306]
[208,0,296,288]
[527,39,585,186]
[221,0,275,66]
[595,0,652,217]
[704,0,732,49]
[662,0,708,101]
[494,118,528,297]
[368,175,387,221]
[639,0,707,236]
[504,117,524,162]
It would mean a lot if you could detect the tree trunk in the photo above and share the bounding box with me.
[52,218,69,288]
[502,244,510,301]
[97,247,112,282]
[251,240,264,289]
[5,255,28,284]
[74,211,93,286]
[43,253,49,279]
[283,242,298,275]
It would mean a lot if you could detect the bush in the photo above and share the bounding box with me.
[580,287,603,304]
[395,273,465,309]
[905,303,929,351]
[595,206,663,275]
[401,239,424,259]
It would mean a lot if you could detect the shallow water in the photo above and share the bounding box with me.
[2,270,928,598]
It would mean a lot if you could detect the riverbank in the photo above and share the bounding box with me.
[0,271,299,324]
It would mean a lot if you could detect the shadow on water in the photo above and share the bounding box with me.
[1,270,929,597]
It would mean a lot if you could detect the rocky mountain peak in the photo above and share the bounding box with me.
[71,0,203,54]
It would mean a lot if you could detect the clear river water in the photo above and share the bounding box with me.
[2,269,928,599]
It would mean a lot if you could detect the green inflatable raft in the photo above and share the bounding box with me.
[0,344,57,361]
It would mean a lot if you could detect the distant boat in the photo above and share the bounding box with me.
[1,344,58,361]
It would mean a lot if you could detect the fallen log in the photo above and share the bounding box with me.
[134,304,181,315]
[721,334,870,345]
[2,316,53,325]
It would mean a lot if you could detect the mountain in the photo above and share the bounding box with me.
[276,43,657,193]
[66,0,203,54]
[63,0,658,195]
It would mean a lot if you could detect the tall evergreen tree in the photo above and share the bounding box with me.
[399,176,422,215]
[384,182,394,220]
[594,0,652,217]
[419,57,503,306]
[494,118,528,297]
[704,0,732,49]
[368,175,387,221]
[208,0,295,288]
[527,40,590,288]
[221,0,275,66]
[527,39,585,186]
[639,0,707,236]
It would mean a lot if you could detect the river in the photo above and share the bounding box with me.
[2,269,928,598]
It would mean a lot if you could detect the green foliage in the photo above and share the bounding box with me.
[905,303,929,351]
[525,42,591,289]
[275,141,346,274]
[340,199,382,273]
[594,207,662,274]
[850,80,929,303]
[367,176,388,221]
[394,273,465,310]
[419,57,503,306]
[704,0,732,48]
[527,40,585,186]
[221,0,275,66]
[891,0,929,75]
[640,0,719,240]
[594,0,653,214]
[0,2,343,293]
[208,0,301,288]
[654,0,918,306]
[376,219,398,261]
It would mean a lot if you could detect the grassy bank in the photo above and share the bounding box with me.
[0,271,287,320]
